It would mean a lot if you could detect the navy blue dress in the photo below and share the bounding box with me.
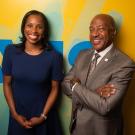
[2,44,63,135]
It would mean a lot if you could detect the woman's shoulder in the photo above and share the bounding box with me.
[5,43,22,54]
[5,43,21,50]
[45,49,62,63]
[48,49,62,58]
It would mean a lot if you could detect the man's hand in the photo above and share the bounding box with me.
[70,78,81,89]
[96,84,116,98]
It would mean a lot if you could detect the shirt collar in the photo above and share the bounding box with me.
[94,43,113,58]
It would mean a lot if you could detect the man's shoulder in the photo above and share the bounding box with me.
[116,48,134,61]
[74,48,93,63]
[78,48,93,56]
[115,48,135,66]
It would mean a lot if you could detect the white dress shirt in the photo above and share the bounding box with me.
[93,43,113,65]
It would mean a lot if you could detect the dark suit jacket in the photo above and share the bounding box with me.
[62,46,135,135]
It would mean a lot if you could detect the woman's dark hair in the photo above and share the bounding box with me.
[19,10,51,50]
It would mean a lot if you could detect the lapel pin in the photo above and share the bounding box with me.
[104,58,108,62]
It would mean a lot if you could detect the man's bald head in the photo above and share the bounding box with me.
[91,14,116,32]
[89,14,116,52]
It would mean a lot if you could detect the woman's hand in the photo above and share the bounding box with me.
[29,116,44,127]
[14,114,32,129]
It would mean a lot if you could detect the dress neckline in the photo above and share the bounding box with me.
[24,49,46,57]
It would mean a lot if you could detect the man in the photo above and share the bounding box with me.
[62,14,135,135]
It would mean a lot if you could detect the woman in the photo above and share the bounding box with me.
[2,10,63,135]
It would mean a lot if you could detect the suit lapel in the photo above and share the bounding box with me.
[81,49,94,85]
